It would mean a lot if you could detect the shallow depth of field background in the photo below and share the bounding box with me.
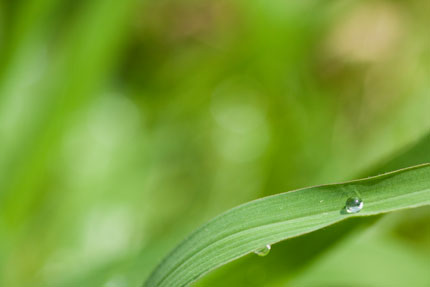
[0,0,429,286]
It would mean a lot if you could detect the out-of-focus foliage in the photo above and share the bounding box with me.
[0,0,428,286]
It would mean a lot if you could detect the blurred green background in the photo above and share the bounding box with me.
[0,0,429,286]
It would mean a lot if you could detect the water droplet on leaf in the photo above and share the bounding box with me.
[254,244,271,256]
[345,197,363,213]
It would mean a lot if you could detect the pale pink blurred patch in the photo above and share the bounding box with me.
[326,2,405,62]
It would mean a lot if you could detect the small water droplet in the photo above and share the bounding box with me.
[254,244,271,256]
[345,197,363,213]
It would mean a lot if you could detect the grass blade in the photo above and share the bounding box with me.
[196,131,430,286]
[144,164,430,287]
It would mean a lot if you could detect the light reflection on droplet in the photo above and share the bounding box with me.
[254,244,271,257]
[345,197,363,213]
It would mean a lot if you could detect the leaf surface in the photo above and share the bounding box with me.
[145,164,430,287]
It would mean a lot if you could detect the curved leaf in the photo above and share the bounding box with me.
[144,164,430,287]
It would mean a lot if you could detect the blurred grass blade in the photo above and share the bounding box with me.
[0,0,137,225]
[144,164,430,287]
[367,132,430,176]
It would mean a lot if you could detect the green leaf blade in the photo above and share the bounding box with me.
[144,164,430,287]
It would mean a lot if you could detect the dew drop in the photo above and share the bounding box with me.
[345,197,363,213]
[254,244,271,256]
